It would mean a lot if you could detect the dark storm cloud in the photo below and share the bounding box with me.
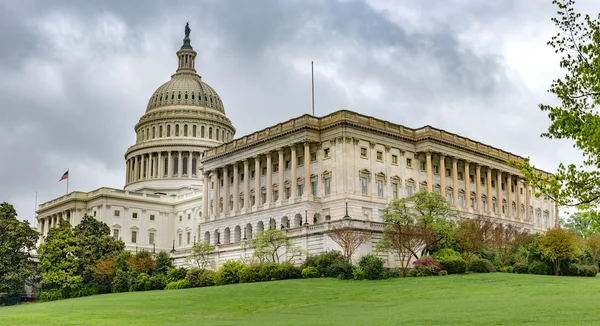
[2,0,599,222]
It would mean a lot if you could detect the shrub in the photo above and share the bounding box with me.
[165,267,188,284]
[70,285,99,298]
[198,270,216,286]
[258,263,281,281]
[215,260,245,285]
[130,273,152,292]
[439,257,467,275]
[165,279,191,290]
[149,274,166,290]
[239,265,262,283]
[439,270,448,276]
[412,257,442,276]
[352,265,365,280]
[513,262,529,274]
[466,258,496,273]
[358,254,386,280]
[38,289,65,302]
[111,269,131,293]
[385,268,402,279]
[498,266,514,273]
[277,263,302,280]
[301,266,319,278]
[581,264,598,277]
[325,260,353,279]
[432,248,461,260]
[528,261,551,275]
[186,269,217,287]
[408,269,417,277]
[302,251,347,277]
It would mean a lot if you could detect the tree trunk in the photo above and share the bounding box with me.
[554,260,559,276]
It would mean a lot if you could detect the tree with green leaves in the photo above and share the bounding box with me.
[561,211,600,238]
[513,0,600,210]
[187,241,215,269]
[0,202,38,296]
[247,229,304,264]
[539,227,580,276]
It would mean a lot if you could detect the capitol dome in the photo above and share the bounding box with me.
[123,23,235,194]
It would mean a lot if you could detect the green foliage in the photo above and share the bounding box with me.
[111,270,130,293]
[0,202,38,296]
[439,257,467,274]
[248,229,304,264]
[149,274,166,290]
[187,242,214,269]
[130,273,152,292]
[538,228,579,276]
[498,266,514,273]
[302,251,346,277]
[165,267,188,284]
[69,285,98,298]
[384,268,402,279]
[326,260,353,280]
[301,266,319,279]
[37,219,83,291]
[439,270,448,276]
[431,248,461,260]
[528,261,551,275]
[37,289,65,302]
[513,262,529,274]
[352,265,365,280]
[358,254,385,280]
[560,262,598,277]
[239,264,262,283]
[215,260,245,285]
[466,258,496,273]
[562,212,600,238]
[186,268,216,287]
[155,251,173,275]
[165,279,191,290]
[275,263,302,280]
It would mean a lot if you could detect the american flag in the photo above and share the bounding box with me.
[59,170,69,181]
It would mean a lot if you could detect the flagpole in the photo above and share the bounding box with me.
[66,170,69,194]
[34,191,38,227]
[311,61,315,116]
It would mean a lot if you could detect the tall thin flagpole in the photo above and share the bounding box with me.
[311,61,314,116]
[34,191,38,226]
[66,170,69,194]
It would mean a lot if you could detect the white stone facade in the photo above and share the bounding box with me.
[36,28,557,267]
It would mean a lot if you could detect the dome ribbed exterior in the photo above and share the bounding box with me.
[145,74,225,114]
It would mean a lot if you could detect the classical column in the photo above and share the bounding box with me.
[475,164,482,211]
[278,148,284,202]
[526,184,532,222]
[497,171,503,215]
[233,163,239,212]
[187,151,193,177]
[243,159,250,210]
[426,151,433,192]
[452,157,458,206]
[304,142,311,199]
[211,171,218,219]
[439,154,446,198]
[464,161,470,209]
[158,152,163,178]
[202,171,209,220]
[178,151,183,178]
[506,173,512,218]
[222,166,229,215]
[145,154,150,180]
[140,155,145,180]
[254,155,261,207]
[486,168,493,212]
[125,160,130,184]
[291,145,297,200]
[517,178,523,220]
[167,151,173,178]
[266,152,273,204]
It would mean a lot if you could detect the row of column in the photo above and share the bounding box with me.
[424,151,533,221]
[202,142,312,220]
[126,150,202,184]
[39,210,72,237]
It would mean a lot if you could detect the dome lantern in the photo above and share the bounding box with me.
[176,22,197,74]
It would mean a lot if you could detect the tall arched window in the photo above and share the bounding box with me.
[216,128,220,140]
[146,128,149,140]
[159,125,163,137]
[175,125,179,136]
[201,126,205,138]
[183,157,188,175]
[192,158,197,175]
[167,125,171,137]
[209,127,213,139]
[222,130,225,141]
[152,127,155,139]
[173,157,179,175]
[164,157,168,175]
[192,125,197,137]
[184,125,188,136]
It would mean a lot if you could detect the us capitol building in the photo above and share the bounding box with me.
[36,26,557,266]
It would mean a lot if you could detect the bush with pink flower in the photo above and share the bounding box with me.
[409,257,444,277]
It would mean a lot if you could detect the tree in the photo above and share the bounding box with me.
[93,256,117,285]
[489,223,533,266]
[155,251,173,274]
[513,0,600,209]
[0,202,38,295]
[187,241,215,269]
[561,211,600,238]
[248,229,304,263]
[585,233,600,266]
[327,223,371,262]
[454,216,495,259]
[538,228,580,276]
[37,219,83,291]
[127,251,155,275]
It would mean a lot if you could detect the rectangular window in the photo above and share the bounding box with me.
[230,176,234,184]
[392,155,398,164]
[179,215,182,222]
[433,165,439,174]
[420,162,426,171]
[311,181,318,196]
[251,170,256,178]
[407,185,413,196]
[325,178,331,195]
[187,213,191,220]
[178,233,182,246]
[285,187,291,199]
[261,193,266,204]
[492,180,496,188]
[114,210,120,217]
[187,232,191,244]
[481,177,485,185]
[262,167,267,175]
[501,183,505,190]
[241,173,244,181]
[361,177,368,195]
[285,160,291,169]
[311,152,317,162]
[406,158,413,168]
[392,183,398,199]
[446,169,451,177]
[131,231,137,243]
[360,148,367,158]
[273,163,279,172]
[149,232,155,245]
[376,151,383,161]
[458,195,465,207]
[377,180,384,197]
[298,184,304,197]
[150,214,155,221]
[324,148,330,158]
[132,212,138,219]
[297,156,304,166]
[113,229,119,240]
[469,175,474,183]
[458,172,464,180]
[220,179,223,187]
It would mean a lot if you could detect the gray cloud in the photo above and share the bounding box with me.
[2,0,599,222]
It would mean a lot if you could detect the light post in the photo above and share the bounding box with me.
[304,210,309,226]
[342,200,351,227]
[170,238,175,254]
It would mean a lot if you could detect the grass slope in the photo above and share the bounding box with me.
[2,273,600,325]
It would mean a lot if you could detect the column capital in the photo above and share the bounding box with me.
[277,147,285,154]
[384,145,391,152]
[452,156,459,163]
[330,138,337,145]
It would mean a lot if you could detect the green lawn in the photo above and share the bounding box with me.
[2,273,600,325]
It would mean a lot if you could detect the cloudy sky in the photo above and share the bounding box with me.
[1,0,598,223]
